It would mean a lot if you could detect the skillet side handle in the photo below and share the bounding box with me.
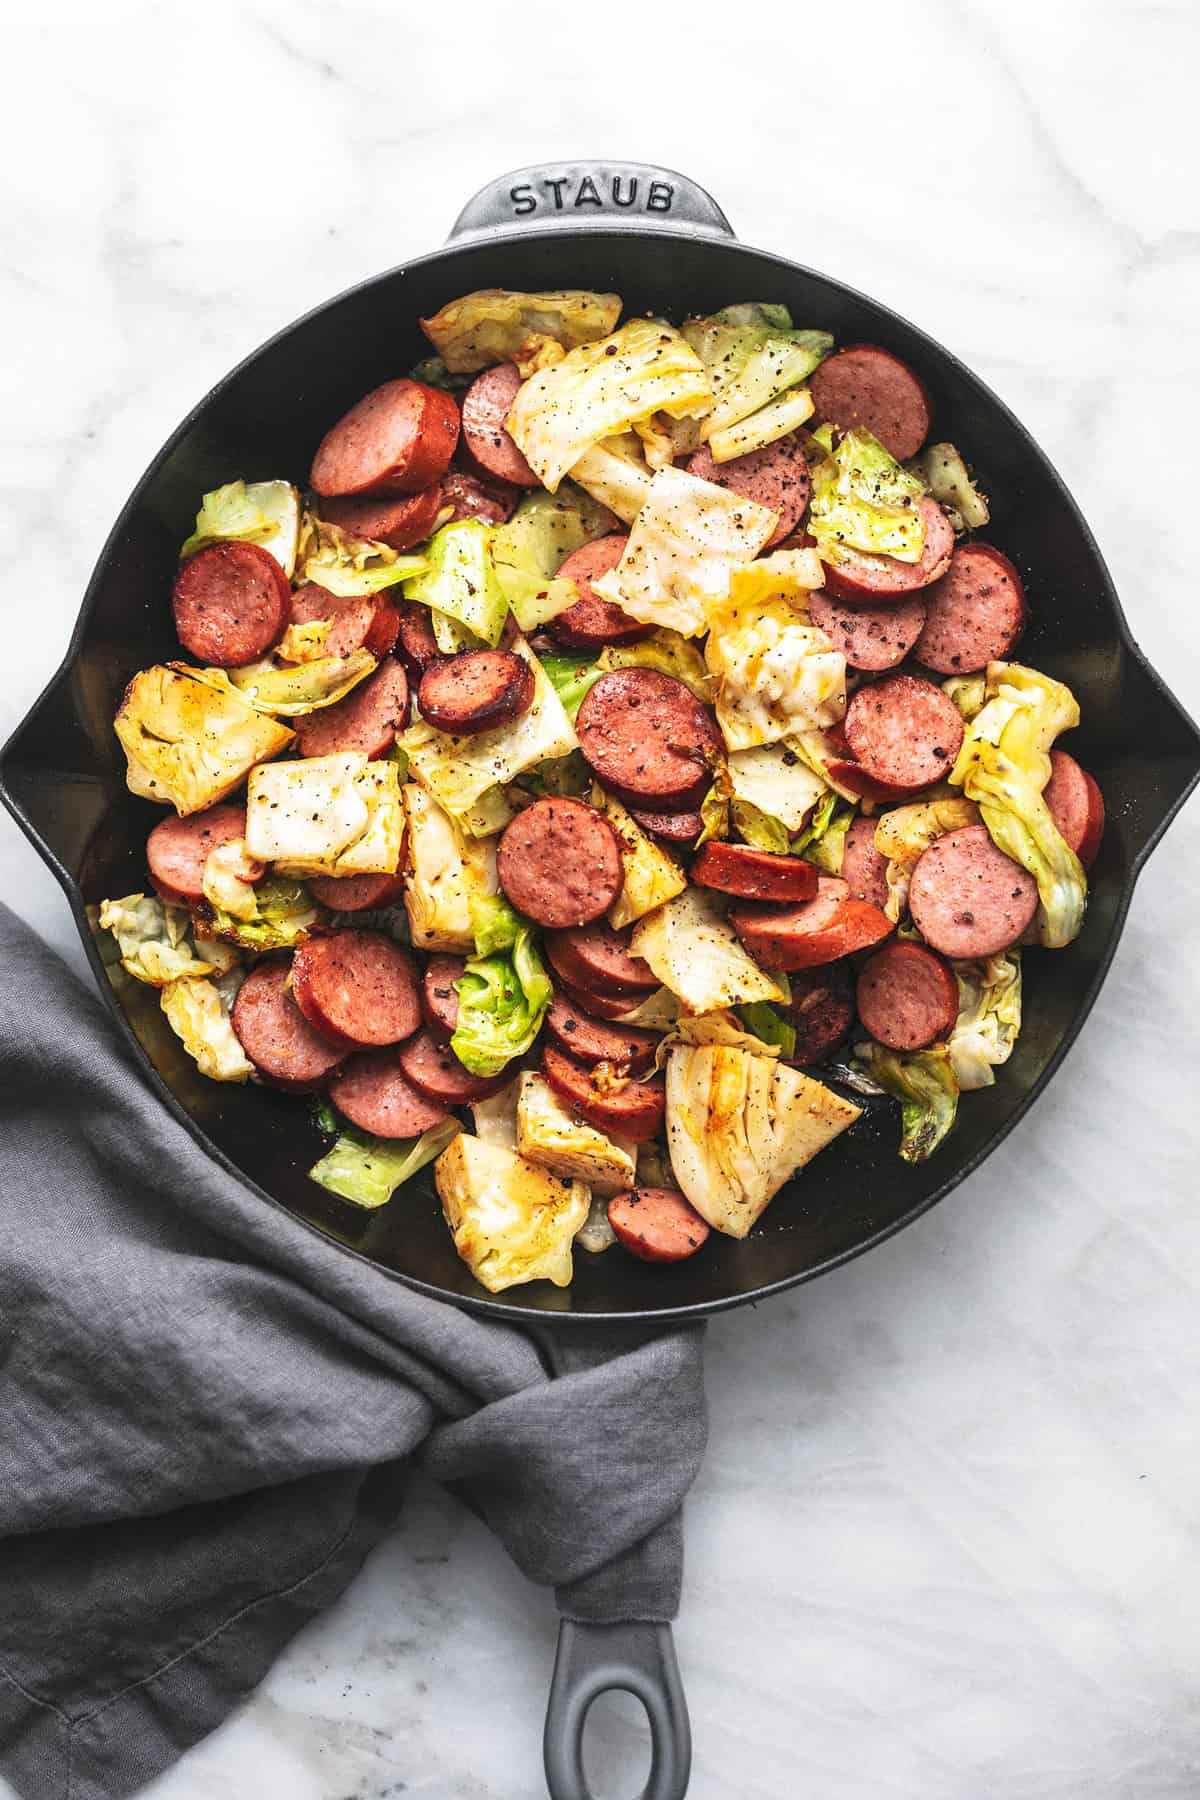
[544,1618,691,1800]
[448,162,734,241]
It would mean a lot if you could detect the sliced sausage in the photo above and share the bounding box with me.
[629,807,704,844]
[288,583,397,661]
[329,1049,452,1138]
[786,965,855,1065]
[576,669,722,810]
[687,437,810,548]
[546,535,651,650]
[913,543,1026,674]
[440,468,519,526]
[691,840,819,903]
[294,659,410,759]
[318,488,444,552]
[147,803,256,905]
[820,497,955,603]
[729,877,892,971]
[556,977,647,1023]
[544,994,659,1074]
[231,961,347,1088]
[545,921,659,1000]
[541,1045,666,1144]
[398,1028,510,1104]
[290,931,422,1049]
[173,540,290,667]
[307,869,407,913]
[422,955,466,1041]
[841,816,890,909]
[808,589,927,671]
[418,649,534,736]
[496,797,624,930]
[908,824,1039,958]
[1044,750,1105,870]
[844,674,965,794]
[608,1188,710,1263]
[856,942,959,1051]
[395,603,446,679]
[809,344,932,462]
[310,379,460,498]
[460,363,539,487]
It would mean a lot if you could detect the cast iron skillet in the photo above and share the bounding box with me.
[3,162,1198,1800]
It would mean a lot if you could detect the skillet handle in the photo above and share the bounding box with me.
[543,1618,691,1800]
[448,162,734,241]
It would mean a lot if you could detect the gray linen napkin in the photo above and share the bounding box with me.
[0,904,706,1800]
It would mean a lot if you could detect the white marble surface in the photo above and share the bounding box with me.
[4,2,1200,1795]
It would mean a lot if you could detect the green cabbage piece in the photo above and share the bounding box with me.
[808,426,927,563]
[736,1000,797,1059]
[716,303,794,330]
[949,952,1023,1090]
[857,1042,960,1163]
[309,1117,461,1209]
[297,513,427,597]
[516,751,592,799]
[682,315,832,437]
[538,652,605,724]
[568,433,655,523]
[707,385,815,464]
[225,648,377,715]
[695,779,729,849]
[469,894,524,956]
[451,920,554,1079]
[949,662,1086,948]
[490,486,613,631]
[908,441,989,532]
[209,879,319,950]
[98,893,224,986]
[403,519,508,647]
[793,792,856,871]
[180,479,301,575]
[419,288,623,375]
[408,354,473,392]
[730,798,790,854]
[943,674,988,721]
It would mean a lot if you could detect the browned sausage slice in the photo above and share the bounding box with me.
[545,921,658,1000]
[307,870,407,913]
[628,806,704,844]
[418,649,534,736]
[576,669,722,810]
[691,840,819,903]
[440,469,519,526]
[913,544,1026,674]
[460,363,539,487]
[541,1045,665,1143]
[147,803,258,905]
[729,877,892,971]
[819,497,955,603]
[231,962,347,1088]
[288,583,397,661]
[840,816,890,909]
[395,603,446,679]
[496,797,623,930]
[318,487,445,551]
[546,535,651,650]
[809,344,932,461]
[397,1029,510,1103]
[808,589,927,671]
[310,380,461,498]
[908,824,1039,957]
[544,995,659,1073]
[291,931,422,1050]
[1044,750,1105,870]
[421,955,466,1041]
[856,941,959,1051]
[294,659,410,759]
[173,541,291,667]
[329,1049,453,1138]
[556,977,646,1022]
[686,436,811,548]
[786,965,855,1065]
[844,674,965,793]
[608,1188,711,1263]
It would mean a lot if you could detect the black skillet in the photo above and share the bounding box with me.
[3,163,1198,1800]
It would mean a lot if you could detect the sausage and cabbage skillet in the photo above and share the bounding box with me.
[100,289,1105,1295]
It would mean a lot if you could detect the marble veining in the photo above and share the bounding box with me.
[3,0,1199,1793]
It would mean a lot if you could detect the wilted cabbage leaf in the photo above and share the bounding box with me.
[682,314,831,438]
[402,784,499,953]
[298,513,428,597]
[734,1001,797,1059]
[222,649,376,715]
[516,1073,638,1195]
[490,486,613,631]
[591,788,688,929]
[949,661,1086,948]
[706,558,845,751]
[435,1132,590,1292]
[420,288,622,375]
[208,878,320,951]
[180,479,301,576]
[631,887,786,1015]
[451,919,552,1078]
[707,385,815,464]
[872,796,980,922]
[400,518,509,647]
[115,665,293,816]
[470,1081,521,1149]
[798,800,856,875]
[949,951,1022,1090]
[855,1042,959,1163]
[507,319,712,491]
[808,426,927,564]
[943,674,989,721]
[310,1118,461,1209]
[201,838,261,921]
[246,753,403,878]
[665,1044,860,1236]
[98,893,224,987]
[575,1192,619,1254]
[908,441,990,532]
[728,742,829,835]
[597,627,715,702]
[537,652,606,724]
[159,970,254,1082]
[568,433,656,524]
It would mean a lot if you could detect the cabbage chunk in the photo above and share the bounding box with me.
[592,789,687,930]
[949,951,1022,1090]
[245,754,403,878]
[98,893,227,987]
[728,742,828,834]
[115,665,293,816]
[490,486,613,631]
[682,315,831,440]
[420,288,622,376]
[451,910,552,1079]
[297,514,428,597]
[310,1118,460,1209]
[507,320,712,492]
[665,1044,860,1236]
[908,441,989,532]
[516,1073,638,1196]
[591,465,778,638]
[873,797,980,923]
[202,839,261,922]
[707,385,814,464]
[856,1042,959,1163]
[160,970,254,1082]
[402,519,509,647]
[435,1133,590,1293]
[180,479,301,576]
[706,559,845,751]
[222,650,377,715]
[808,426,927,564]
[402,784,498,953]
[949,661,1086,948]
[631,887,786,1015]
[568,433,656,524]
[207,877,320,951]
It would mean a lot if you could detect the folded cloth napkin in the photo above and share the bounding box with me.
[0,904,707,1800]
